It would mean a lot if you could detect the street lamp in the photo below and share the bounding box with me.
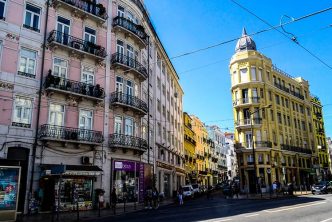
[248,104,272,194]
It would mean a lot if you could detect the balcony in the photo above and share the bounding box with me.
[235,118,262,129]
[111,53,148,80]
[281,144,312,155]
[44,72,104,103]
[110,92,147,116]
[274,82,290,93]
[38,124,104,146]
[51,0,108,24]
[255,141,272,148]
[108,133,147,154]
[47,30,107,63]
[315,112,322,119]
[316,128,325,134]
[112,16,148,48]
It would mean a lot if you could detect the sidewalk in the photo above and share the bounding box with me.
[18,199,175,222]
[227,190,312,200]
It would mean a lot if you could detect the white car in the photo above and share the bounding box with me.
[191,184,200,196]
[182,185,194,199]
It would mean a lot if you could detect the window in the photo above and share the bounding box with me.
[251,67,256,81]
[0,0,6,20]
[56,16,70,45]
[162,105,166,117]
[79,110,93,130]
[49,104,64,126]
[275,95,280,105]
[162,84,166,96]
[19,48,37,78]
[270,110,274,121]
[84,27,96,44]
[258,69,262,81]
[124,117,133,136]
[157,122,161,136]
[269,91,272,101]
[240,68,247,82]
[12,97,32,128]
[116,40,124,54]
[285,99,289,108]
[81,66,94,85]
[157,77,161,89]
[157,99,161,112]
[114,116,122,134]
[115,76,123,92]
[24,4,40,32]
[117,5,124,17]
[53,58,67,78]
[163,127,166,140]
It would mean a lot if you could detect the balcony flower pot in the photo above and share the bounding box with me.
[81,83,87,95]
[66,81,72,90]
[54,76,60,88]
[97,4,106,17]
[88,85,94,96]
[44,70,54,88]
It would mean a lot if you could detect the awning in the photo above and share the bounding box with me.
[40,164,102,176]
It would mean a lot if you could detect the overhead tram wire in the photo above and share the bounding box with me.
[94,6,332,83]
[230,0,332,70]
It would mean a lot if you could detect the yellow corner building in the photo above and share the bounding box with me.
[230,28,320,193]
[183,112,197,183]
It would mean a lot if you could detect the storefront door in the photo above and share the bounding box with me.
[164,174,170,197]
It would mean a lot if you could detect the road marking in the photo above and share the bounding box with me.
[320,218,332,222]
[244,213,259,217]
[264,201,326,213]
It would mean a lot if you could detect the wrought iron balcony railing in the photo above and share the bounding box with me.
[113,16,148,45]
[111,53,148,80]
[255,141,272,148]
[39,124,104,144]
[110,92,147,114]
[53,0,108,21]
[44,72,104,100]
[274,82,290,93]
[47,30,107,59]
[281,144,312,154]
[235,118,262,126]
[109,133,147,152]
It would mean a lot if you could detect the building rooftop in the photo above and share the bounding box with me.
[235,27,257,52]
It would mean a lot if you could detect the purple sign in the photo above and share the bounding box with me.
[138,163,144,202]
[114,161,135,171]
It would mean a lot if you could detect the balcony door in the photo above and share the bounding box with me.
[84,27,96,54]
[79,110,93,140]
[56,16,70,45]
[53,58,67,87]
[115,76,123,101]
[126,80,133,105]
[124,117,133,136]
[81,66,94,95]
[242,88,248,104]
[114,116,122,135]
[127,44,134,67]
[245,132,252,148]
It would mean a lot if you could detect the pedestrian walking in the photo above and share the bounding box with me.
[145,186,153,209]
[178,186,184,205]
[111,187,117,214]
[232,183,239,198]
[152,187,159,209]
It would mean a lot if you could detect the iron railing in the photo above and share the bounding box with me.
[111,53,148,79]
[251,96,260,103]
[55,0,108,20]
[44,72,104,99]
[110,92,147,114]
[47,30,107,58]
[255,141,272,148]
[113,16,148,44]
[235,118,262,126]
[281,144,312,154]
[39,124,104,144]
[108,133,147,151]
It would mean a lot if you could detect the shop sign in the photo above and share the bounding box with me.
[139,163,144,202]
[63,171,101,176]
[114,161,135,171]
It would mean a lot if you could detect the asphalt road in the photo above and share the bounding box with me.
[89,193,332,222]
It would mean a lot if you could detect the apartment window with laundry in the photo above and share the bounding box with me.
[18,48,37,78]
[12,97,32,128]
[0,0,6,20]
[24,4,41,32]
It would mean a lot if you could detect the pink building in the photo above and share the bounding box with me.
[0,0,184,214]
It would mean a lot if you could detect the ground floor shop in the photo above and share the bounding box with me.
[38,164,102,212]
[111,159,153,203]
[156,161,185,198]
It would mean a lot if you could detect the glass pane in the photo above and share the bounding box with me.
[19,57,27,72]
[21,48,36,58]
[27,59,35,74]
[33,14,39,29]
[24,11,32,26]
[0,2,5,18]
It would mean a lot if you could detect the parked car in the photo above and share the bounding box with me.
[191,184,200,196]
[182,185,194,199]
[312,181,332,194]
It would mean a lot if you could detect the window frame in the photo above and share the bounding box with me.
[23,3,41,32]
[12,96,33,128]
[18,47,37,78]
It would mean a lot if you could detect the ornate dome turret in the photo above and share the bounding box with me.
[235,27,257,52]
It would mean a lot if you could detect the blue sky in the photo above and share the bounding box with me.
[144,0,332,136]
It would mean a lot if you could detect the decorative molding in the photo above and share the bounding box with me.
[6,33,19,41]
[0,81,14,90]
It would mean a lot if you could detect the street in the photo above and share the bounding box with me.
[88,193,332,222]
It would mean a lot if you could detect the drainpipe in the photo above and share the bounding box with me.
[29,0,50,202]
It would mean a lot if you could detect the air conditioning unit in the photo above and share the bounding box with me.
[81,156,92,165]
